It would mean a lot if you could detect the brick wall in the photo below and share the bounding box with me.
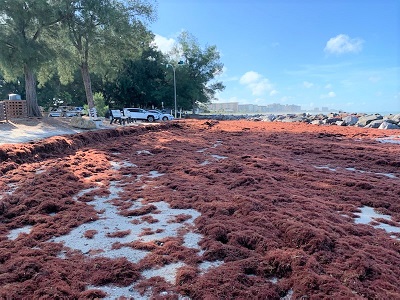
[0,100,28,119]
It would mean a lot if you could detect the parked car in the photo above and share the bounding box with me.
[123,108,160,122]
[148,109,174,121]
[48,106,83,117]
[48,108,62,117]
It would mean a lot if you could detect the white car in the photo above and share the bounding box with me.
[148,109,174,121]
[123,108,160,122]
[48,106,84,117]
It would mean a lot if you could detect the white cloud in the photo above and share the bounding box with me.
[270,90,279,96]
[303,81,313,88]
[152,34,175,54]
[239,71,261,85]
[239,71,273,96]
[324,83,332,89]
[320,91,336,99]
[324,34,364,55]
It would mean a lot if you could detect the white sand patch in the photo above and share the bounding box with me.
[269,277,279,284]
[86,284,189,300]
[148,171,164,178]
[375,172,397,179]
[136,170,163,182]
[49,180,201,261]
[314,165,397,179]
[377,136,400,144]
[346,167,398,179]
[72,187,99,201]
[142,262,185,284]
[345,167,366,173]
[45,162,223,298]
[35,167,46,174]
[110,160,137,170]
[0,120,83,144]
[313,165,337,171]
[86,285,150,300]
[197,140,222,153]
[200,160,210,166]
[183,232,202,250]
[137,150,153,155]
[281,289,293,300]
[199,260,224,273]
[197,140,227,165]
[0,182,18,201]
[210,154,228,160]
[138,201,201,243]
[354,206,400,237]
[7,225,33,240]
[212,140,223,148]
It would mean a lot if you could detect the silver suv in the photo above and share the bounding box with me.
[123,108,160,122]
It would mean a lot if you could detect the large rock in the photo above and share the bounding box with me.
[281,116,305,122]
[356,114,383,127]
[379,121,400,130]
[387,113,400,123]
[335,120,346,126]
[323,117,341,124]
[261,114,276,122]
[365,120,384,128]
[311,120,323,125]
[70,117,98,129]
[343,115,359,125]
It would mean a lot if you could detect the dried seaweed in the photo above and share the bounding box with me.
[0,120,399,298]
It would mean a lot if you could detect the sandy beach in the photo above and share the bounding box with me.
[1,119,400,299]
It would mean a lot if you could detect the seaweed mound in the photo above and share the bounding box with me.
[0,120,399,299]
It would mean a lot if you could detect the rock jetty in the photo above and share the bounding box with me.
[189,112,400,129]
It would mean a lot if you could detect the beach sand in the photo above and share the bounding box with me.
[1,119,400,299]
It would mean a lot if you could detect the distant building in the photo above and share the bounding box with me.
[208,102,239,113]
[238,104,259,113]
[208,102,302,113]
[262,103,301,113]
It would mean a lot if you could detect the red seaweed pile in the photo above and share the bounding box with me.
[0,120,400,299]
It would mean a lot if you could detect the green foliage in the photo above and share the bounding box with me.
[0,0,68,116]
[169,31,225,113]
[56,0,157,112]
[0,2,226,118]
[93,92,108,117]
[107,46,168,109]
[36,71,88,110]
[0,73,24,100]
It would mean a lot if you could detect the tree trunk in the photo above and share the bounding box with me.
[24,65,42,117]
[192,99,196,114]
[80,61,97,119]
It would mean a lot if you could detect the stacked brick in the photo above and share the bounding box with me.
[0,100,28,120]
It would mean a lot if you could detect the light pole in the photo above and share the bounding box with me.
[167,61,184,118]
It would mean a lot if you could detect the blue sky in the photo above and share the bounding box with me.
[151,0,400,114]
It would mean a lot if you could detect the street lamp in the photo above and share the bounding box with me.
[166,61,184,118]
